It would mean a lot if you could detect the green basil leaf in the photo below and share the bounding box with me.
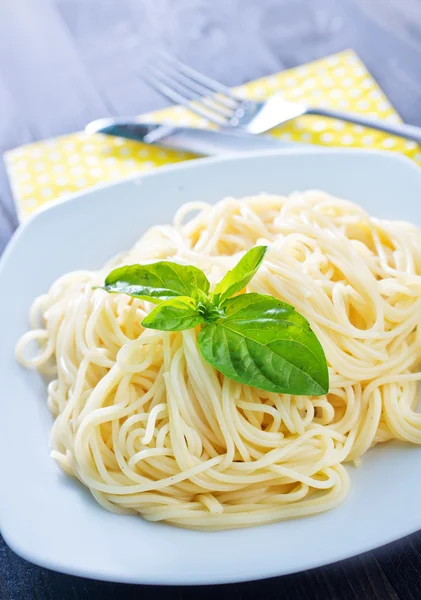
[142,297,204,331]
[198,293,328,396]
[103,262,210,304]
[213,246,267,304]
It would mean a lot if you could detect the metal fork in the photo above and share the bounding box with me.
[144,53,421,143]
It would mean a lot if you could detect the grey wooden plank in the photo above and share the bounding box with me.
[0,71,33,154]
[0,550,401,600]
[0,159,19,237]
[341,0,421,124]
[232,554,399,600]
[0,73,25,229]
[0,0,111,141]
[56,0,163,115]
[374,535,421,600]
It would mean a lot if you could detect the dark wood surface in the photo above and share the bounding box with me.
[1,0,421,598]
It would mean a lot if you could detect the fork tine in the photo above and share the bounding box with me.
[143,67,227,127]
[159,51,239,103]
[146,65,229,123]
[152,60,235,118]
[156,54,239,110]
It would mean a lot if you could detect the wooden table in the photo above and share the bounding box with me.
[1,1,421,598]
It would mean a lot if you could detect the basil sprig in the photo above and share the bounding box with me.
[102,247,329,396]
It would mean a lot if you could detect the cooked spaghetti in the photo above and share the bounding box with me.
[16,191,421,530]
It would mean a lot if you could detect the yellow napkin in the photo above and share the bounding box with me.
[5,49,421,221]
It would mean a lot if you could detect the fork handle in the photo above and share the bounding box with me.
[306,107,421,145]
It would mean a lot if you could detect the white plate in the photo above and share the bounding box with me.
[1,148,421,585]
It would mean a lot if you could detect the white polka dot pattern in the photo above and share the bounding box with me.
[4,49,420,220]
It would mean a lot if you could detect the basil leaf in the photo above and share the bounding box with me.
[213,246,267,305]
[103,262,210,304]
[142,297,204,331]
[198,293,328,396]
